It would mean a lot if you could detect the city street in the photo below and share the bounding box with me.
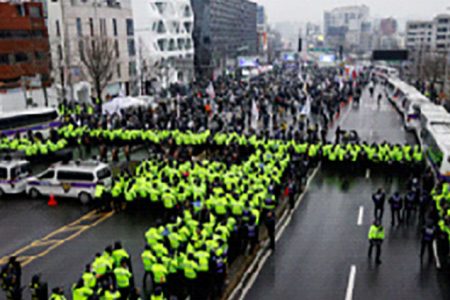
[245,87,450,300]
[0,85,447,300]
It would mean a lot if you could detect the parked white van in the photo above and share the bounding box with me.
[26,160,112,204]
[0,160,30,196]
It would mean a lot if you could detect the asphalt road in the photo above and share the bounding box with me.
[245,85,450,300]
[0,197,88,260]
[4,84,448,299]
[20,207,155,293]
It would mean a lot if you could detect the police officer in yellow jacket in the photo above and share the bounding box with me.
[368,220,385,265]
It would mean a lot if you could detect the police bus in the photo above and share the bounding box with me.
[419,104,449,129]
[402,92,430,131]
[0,108,59,137]
[371,65,399,81]
[421,121,450,182]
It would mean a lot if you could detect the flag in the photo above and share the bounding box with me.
[251,99,259,130]
[206,82,215,99]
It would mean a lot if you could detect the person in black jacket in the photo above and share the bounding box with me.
[265,211,276,251]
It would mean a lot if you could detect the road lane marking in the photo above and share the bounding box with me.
[227,164,321,300]
[433,240,441,269]
[276,214,292,241]
[345,265,357,300]
[365,168,370,179]
[357,206,364,226]
[238,249,273,300]
[0,210,114,266]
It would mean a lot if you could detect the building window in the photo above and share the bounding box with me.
[183,5,191,17]
[76,18,82,37]
[186,38,192,50]
[16,5,25,17]
[56,20,61,37]
[32,30,44,38]
[58,45,63,61]
[78,40,84,60]
[117,63,121,78]
[34,52,46,60]
[0,54,9,65]
[89,18,94,36]
[156,21,166,33]
[127,39,135,56]
[114,40,120,58]
[112,18,118,36]
[126,19,134,36]
[100,18,106,36]
[183,22,191,33]
[29,6,42,18]
[128,61,136,77]
[15,52,28,63]
[168,39,176,51]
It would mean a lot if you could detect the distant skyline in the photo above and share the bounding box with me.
[254,0,450,26]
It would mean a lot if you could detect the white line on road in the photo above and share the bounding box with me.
[228,165,321,300]
[357,206,364,226]
[433,240,441,269]
[365,168,370,179]
[239,250,273,300]
[339,104,353,126]
[276,214,292,241]
[345,265,357,300]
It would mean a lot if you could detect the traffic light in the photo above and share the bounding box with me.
[298,38,302,52]
[338,45,343,60]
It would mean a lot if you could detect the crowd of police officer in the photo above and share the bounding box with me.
[0,65,397,300]
[362,78,444,266]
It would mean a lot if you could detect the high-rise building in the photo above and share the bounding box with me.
[191,0,258,78]
[0,2,52,110]
[323,5,371,53]
[380,18,397,36]
[432,14,450,53]
[406,14,450,94]
[48,0,137,101]
[132,0,194,90]
[0,2,51,90]
[405,20,433,51]
[257,5,268,55]
[406,14,450,53]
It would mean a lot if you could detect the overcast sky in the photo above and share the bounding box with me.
[254,0,450,25]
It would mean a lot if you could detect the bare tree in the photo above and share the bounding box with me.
[79,35,117,105]
[422,52,447,83]
[137,40,164,95]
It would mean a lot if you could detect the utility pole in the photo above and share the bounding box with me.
[60,0,74,101]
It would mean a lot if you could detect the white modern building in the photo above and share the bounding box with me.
[48,0,138,101]
[132,0,194,90]
[405,20,434,51]
[432,14,450,52]
[406,14,450,94]
[406,14,450,52]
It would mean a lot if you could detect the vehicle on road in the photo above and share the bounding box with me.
[0,160,30,196]
[421,122,450,182]
[419,104,449,130]
[26,160,112,204]
[402,93,430,131]
[371,65,399,81]
[0,108,59,136]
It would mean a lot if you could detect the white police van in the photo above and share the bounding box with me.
[0,160,30,196]
[26,160,112,204]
